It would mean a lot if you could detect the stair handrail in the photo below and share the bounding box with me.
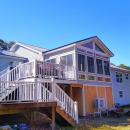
[55,83,78,123]
[0,61,35,94]
[0,66,10,76]
[0,61,35,81]
[52,79,78,123]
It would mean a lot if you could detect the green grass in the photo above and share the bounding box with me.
[59,117,130,130]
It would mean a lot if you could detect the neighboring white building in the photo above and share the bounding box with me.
[10,42,47,61]
[0,49,27,73]
[111,64,130,106]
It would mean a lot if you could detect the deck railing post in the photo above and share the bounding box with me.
[18,63,22,80]
[51,77,55,102]
[33,59,37,78]
[74,101,79,124]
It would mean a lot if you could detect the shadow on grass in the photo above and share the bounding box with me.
[59,116,130,130]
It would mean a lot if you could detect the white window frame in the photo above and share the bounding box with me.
[119,90,124,98]
[116,72,123,83]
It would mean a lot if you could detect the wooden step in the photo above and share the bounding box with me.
[56,106,76,126]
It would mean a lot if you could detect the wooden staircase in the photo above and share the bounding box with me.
[56,106,77,126]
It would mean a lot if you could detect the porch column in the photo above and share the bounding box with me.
[52,106,55,130]
[51,77,55,101]
[82,85,86,116]
[70,86,73,98]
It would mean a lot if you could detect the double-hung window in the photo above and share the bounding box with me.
[116,72,123,83]
[125,74,129,80]
[96,59,103,74]
[104,61,110,75]
[87,56,95,73]
[78,54,85,72]
[119,91,123,98]
[60,54,73,71]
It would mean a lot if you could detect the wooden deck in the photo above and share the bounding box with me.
[0,80,78,128]
[0,102,57,130]
[0,102,57,115]
[0,101,77,129]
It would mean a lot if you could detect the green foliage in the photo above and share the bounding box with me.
[0,39,14,50]
[118,64,130,70]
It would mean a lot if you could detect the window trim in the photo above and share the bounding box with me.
[119,90,124,98]
[104,60,110,76]
[115,72,123,83]
[60,54,73,71]
[77,53,86,72]
[96,58,103,74]
[125,73,129,80]
[87,56,95,73]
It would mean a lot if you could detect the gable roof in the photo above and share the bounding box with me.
[0,50,27,60]
[44,36,114,57]
[10,42,48,54]
[110,64,130,73]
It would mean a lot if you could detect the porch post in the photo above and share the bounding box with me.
[51,77,55,101]
[52,106,55,130]
[82,85,86,116]
[33,59,37,78]
[70,85,73,98]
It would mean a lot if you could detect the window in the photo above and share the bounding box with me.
[95,98,105,109]
[60,54,73,71]
[119,91,123,98]
[82,42,93,49]
[100,99,104,108]
[46,58,56,63]
[50,58,56,64]
[78,54,85,72]
[67,54,73,71]
[96,59,103,74]
[104,61,110,75]
[116,72,123,83]
[87,56,95,73]
[125,73,129,80]
[79,74,86,80]
[88,75,95,80]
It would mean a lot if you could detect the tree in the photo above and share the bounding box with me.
[0,39,14,50]
[118,64,130,70]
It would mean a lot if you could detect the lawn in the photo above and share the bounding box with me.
[59,116,130,130]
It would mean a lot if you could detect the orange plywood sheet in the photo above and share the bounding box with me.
[84,86,97,113]
[106,87,113,108]
[98,87,105,98]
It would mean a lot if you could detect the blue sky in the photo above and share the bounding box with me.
[0,0,130,65]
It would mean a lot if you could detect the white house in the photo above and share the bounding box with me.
[111,64,130,106]
[10,42,47,61]
[0,49,27,73]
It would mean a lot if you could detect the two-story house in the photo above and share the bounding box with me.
[44,36,114,116]
[111,64,130,106]
[0,36,114,127]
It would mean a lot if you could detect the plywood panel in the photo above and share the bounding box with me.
[84,86,97,113]
[84,86,113,114]
[106,87,113,108]
[98,87,105,98]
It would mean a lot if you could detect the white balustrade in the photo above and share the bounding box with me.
[0,79,78,123]
[0,81,53,102]
[0,61,78,123]
[0,60,75,84]
[54,82,78,123]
